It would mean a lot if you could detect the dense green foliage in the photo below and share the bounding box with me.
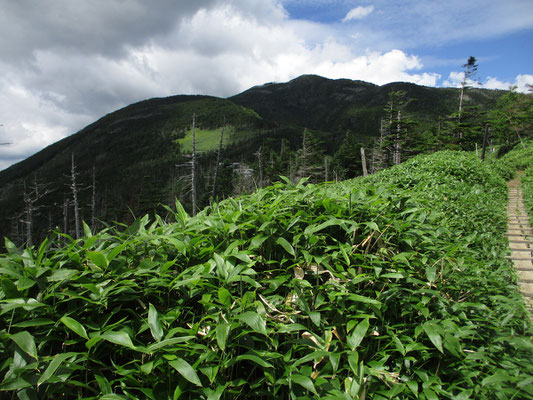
[1,150,531,399]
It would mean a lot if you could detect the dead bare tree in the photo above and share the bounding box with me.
[191,114,197,216]
[70,153,81,239]
[211,122,225,203]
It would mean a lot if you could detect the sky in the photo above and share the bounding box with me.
[0,0,532,171]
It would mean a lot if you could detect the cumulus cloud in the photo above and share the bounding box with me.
[0,0,531,170]
[483,74,533,93]
[443,72,533,93]
[342,5,375,21]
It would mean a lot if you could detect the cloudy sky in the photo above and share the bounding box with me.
[0,0,532,171]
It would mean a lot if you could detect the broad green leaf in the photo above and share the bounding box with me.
[291,374,318,395]
[423,388,438,400]
[481,371,510,387]
[206,385,225,400]
[140,361,154,374]
[276,237,295,256]
[101,330,136,349]
[37,352,76,385]
[425,265,437,283]
[12,319,54,328]
[86,251,108,268]
[148,303,164,342]
[174,199,189,225]
[95,374,112,394]
[423,322,443,353]
[83,221,92,237]
[217,287,232,307]
[169,358,202,387]
[1,278,20,298]
[146,336,195,352]
[304,219,342,236]
[10,331,38,359]
[347,318,369,351]
[216,322,231,351]
[60,316,89,339]
[238,312,267,335]
[233,354,273,368]
[250,234,268,249]
[309,311,321,327]
[100,395,129,400]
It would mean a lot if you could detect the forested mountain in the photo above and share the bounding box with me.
[0,75,515,246]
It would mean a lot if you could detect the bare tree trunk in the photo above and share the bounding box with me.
[324,155,329,181]
[255,145,264,188]
[394,110,402,165]
[63,197,69,237]
[191,114,197,216]
[211,123,225,203]
[360,147,368,176]
[70,153,81,239]
[91,164,96,231]
[23,181,33,246]
[481,124,489,161]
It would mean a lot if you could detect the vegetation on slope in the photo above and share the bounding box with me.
[1,150,531,399]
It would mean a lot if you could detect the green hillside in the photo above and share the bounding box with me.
[0,74,519,248]
[0,149,531,399]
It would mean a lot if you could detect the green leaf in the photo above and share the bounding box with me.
[309,311,321,327]
[12,319,54,328]
[233,354,274,368]
[481,371,510,387]
[146,336,195,352]
[95,374,112,394]
[423,388,438,400]
[37,352,76,386]
[83,221,93,237]
[216,322,231,351]
[423,322,443,353]
[347,318,369,351]
[174,199,189,225]
[86,251,108,268]
[1,278,20,298]
[10,331,38,359]
[169,358,202,387]
[291,374,318,395]
[60,316,89,339]
[148,303,164,342]
[276,237,295,256]
[206,385,226,400]
[425,264,437,283]
[101,330,136,349]
[217,287,232,307]
[238,312,267,335]
[140,361,154,374]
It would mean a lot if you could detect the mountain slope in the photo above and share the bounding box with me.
[0,75,507,247]
[231,74,502,140]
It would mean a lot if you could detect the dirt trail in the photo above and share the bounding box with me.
[506,172,533,316]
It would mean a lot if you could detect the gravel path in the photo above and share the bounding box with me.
[506,172,533,316]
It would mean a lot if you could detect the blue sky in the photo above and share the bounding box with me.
[0,0,532,170]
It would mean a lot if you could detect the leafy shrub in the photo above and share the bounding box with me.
[0,151,532,399]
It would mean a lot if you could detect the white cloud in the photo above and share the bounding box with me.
[483,74,533,93]
[0,0,531,170]
[342,5,375,21]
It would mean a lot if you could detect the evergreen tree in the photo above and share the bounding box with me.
[331,129,363,179]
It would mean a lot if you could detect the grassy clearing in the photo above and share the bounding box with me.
[0,150,532,399]
[178,126,258,153]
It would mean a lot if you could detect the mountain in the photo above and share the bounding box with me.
[0,75,505,246]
